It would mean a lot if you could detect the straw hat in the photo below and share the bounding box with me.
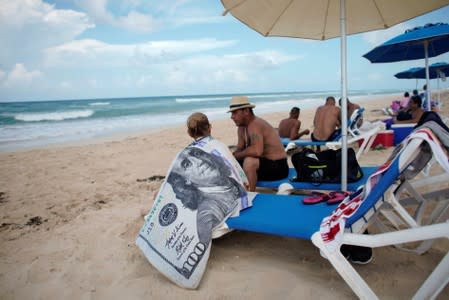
[227,96,255,112]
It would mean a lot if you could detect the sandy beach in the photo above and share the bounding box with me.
[1,92,449,299]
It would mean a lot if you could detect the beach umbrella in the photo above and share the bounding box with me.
[394,67,426,79]
[412,61,449,79]
[363,22,449,111]
[398,62,449,104]
[394,67,424,89]
[220,0,449,191]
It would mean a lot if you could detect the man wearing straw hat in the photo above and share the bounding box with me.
[228,96,288,191]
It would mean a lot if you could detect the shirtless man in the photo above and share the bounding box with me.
[394,95,424,124]
[339,98,362,127]
[229,96,288,191]
[278,107,310,140]
[339,98,360,120]
[311,96,341,141]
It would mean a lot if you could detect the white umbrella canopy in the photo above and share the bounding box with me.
[220,0,449,191]
[221,0,449,40]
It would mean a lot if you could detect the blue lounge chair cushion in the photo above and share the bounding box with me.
[226,193,338,239]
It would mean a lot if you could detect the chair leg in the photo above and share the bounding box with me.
[412,250,449,300]
[311,232,378,300]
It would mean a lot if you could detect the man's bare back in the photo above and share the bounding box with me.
[278,107,310,140]
[312,97,341,141]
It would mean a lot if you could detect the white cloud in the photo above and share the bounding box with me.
[118,11,158,32]
[89,79,99,88]
[367,72,382,81]
[61,81,72,89]
[3,63,42,87]
[362,23,408,46]
[158,50,298,87]
[0,0,94,68]
[75,0,159,32]
[44,38,237,68]
[171,16,224,27]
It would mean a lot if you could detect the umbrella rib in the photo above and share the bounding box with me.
[320,0,331,40]
[221,0,248,16]
[372,0,388,28]
[264,0,295,36]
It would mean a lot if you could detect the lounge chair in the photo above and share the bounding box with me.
[226,126,449,299]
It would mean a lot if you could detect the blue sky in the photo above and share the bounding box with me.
[1,0,449,102]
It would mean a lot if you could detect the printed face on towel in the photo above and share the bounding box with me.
[167,145,245,245]
[171,147,226,186]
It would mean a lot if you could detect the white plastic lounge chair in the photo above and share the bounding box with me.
[227,126,449,299]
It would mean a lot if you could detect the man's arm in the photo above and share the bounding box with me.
[233,125,264,160]
[235,127,246,151]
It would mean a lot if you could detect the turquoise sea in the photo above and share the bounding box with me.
[0,89,400,151]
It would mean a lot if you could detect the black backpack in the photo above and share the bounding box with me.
[291,148,363,184]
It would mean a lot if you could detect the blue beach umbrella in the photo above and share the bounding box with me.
[394,67,423,89]
[394,67,426,79]
[412,61,449,79]
[364,23,449,111]
[221,0,449,192]
[397,62,449,104]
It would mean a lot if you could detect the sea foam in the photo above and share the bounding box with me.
[89,102,110,106]
[15,110,94,122]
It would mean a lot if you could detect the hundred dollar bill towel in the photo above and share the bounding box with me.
[136,136,252,289]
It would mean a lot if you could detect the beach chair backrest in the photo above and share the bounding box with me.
[348,107,364,136]
[344,137,422,231]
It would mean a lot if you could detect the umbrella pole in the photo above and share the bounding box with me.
[437,77,441,109]
[340,0,348,191]
[424,41,431,111]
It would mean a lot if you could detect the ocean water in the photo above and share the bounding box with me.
[0,90,400,151]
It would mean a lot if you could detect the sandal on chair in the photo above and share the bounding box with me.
[303,192,330,204]
[327,191,350,205]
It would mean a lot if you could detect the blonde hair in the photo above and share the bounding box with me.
[187,112,211,139]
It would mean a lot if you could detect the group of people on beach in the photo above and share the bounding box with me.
[383,85,440,127]
[183,95,363,192]
[382,88,428,129]
[175,95,372,264]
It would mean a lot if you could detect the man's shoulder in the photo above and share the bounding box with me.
[279,118,289,124]
[249,117,268,129]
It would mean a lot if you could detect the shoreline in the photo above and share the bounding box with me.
[0,91,404,153]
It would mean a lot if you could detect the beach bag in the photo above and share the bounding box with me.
[335,148,364,183]
[291,148,363,184]
[291,148,337,184]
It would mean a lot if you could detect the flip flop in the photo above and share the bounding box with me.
[327,191,350,205]
[303,192,330,205]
